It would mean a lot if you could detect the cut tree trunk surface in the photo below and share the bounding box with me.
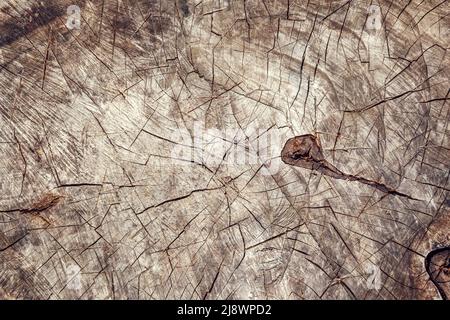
[0,0,448,299]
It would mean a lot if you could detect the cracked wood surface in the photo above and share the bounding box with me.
[0,0,449,300]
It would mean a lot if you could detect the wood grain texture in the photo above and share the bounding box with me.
[0,0,448,300]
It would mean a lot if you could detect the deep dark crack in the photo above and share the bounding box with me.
[281,135,418,200]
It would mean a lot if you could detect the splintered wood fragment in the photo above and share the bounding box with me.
[281,135,417,200]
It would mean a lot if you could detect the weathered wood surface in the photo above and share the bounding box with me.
[0,0,448,299]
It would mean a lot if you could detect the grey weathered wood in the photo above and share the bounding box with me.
[0,0,448,299]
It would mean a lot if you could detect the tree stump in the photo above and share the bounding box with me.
[0,0,448,299]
